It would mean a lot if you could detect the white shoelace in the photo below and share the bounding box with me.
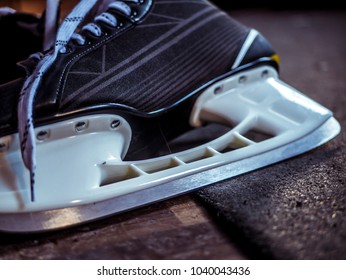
[0,7,16,16]
[43,0,61,51]
[17,0,134,201]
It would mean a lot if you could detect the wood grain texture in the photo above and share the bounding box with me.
[0,195,246,260]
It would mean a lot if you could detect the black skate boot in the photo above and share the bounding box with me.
[0,0,340,232]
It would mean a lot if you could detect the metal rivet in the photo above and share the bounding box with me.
[111,120,121,129]
[75,121,88,132]
[37,130,49,141]
[239,76,247,84]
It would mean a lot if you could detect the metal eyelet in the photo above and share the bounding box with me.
[111,120,121,129]
[37,130,50,141]
[239,76,247,84]
[75,121,88,132]
[262,70,269,78]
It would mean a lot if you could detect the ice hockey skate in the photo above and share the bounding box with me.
[0,0,340,233]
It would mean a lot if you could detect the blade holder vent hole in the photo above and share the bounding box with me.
[243,129,275,143]
[178,148,215,164]
[100,165,142,187]
[136,158,182,174]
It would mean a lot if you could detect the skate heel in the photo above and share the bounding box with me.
[191,65,336,152]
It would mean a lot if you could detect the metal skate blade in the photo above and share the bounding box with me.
[0,116,340,233]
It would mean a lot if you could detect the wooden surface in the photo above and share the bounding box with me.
[0,195,246,259]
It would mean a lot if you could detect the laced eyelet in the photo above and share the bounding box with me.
[59,46,73,54]
[109,2,132,17]
[68,0,139,47]
[76,40,91,47]
[131,10,138,19]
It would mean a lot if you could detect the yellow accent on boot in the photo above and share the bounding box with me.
[271,54,281,65]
